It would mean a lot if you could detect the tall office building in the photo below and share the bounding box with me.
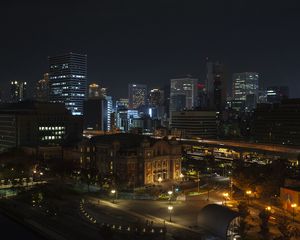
[35,73,50,102]
[206,61,226,111]
[106,96,113,131]
[266,86,289,103]
[170,76,198,115]
[232,72,259,111]
[149,89,164,107]
[48,52,87,115]
[128,84,147,109]
[10,81,27,102]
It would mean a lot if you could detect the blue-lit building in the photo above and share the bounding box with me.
[48,53,87,115]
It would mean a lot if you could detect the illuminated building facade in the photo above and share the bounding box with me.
[170,77,198,115]
[0,102,82,151]
[88,83,107,99]
[79,134,181,187]
[49,52,87,115]
[232,72,259,111]
[106,96,113,131]
[128,84,147,109]
[116,98,129,110]
[10,80,27,102]
[149,88,164,107]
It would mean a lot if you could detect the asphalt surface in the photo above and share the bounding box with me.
[0,213,44,240]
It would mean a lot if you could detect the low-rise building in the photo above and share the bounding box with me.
[253,99,300,145]
[0,101,83,151]
[79,133,182,187]
[171,111,217,139]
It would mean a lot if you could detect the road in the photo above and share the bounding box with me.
[177,137,300,155]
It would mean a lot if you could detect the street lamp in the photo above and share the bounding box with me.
[179,173,184,182]
[168,205,173,222]
[197,171,200,193]
[223,192,229,206]
[265,206,271,212]
[291,203,297,222]
[246,190,252,204]
[158,177,162,184]
[111,189,116,203]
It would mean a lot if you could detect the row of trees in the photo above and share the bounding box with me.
[237,201,300,240]
[232,158,288,198]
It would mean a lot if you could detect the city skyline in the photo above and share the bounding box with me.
[1,1,300,100]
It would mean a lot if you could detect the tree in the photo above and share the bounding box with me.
[259,209,270,239]
[237,201,250,239]
[276,215,290,240]
[237,201,249,218]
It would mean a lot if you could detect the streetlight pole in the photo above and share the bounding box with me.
[223,192,229,206]
[291,203,297,223]
[197,171,200,193]
[246,190,252,205]
[111,189,116,203]
[168,205,173,222]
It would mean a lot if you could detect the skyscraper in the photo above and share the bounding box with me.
[10,81,27,102]
[149,89,164,107]
[206,61,226,111]
[170,76,198,115]
[48,52,87,115]
[232,72,259,111]
[128,84,147,109]
[106,96,113,131]
[35,73,50,102]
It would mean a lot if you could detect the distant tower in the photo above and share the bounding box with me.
[35,73,50,102]
[48,52,87,115]
[10,81,27,102]
[206,61,226,111]
[88,83,101,98]
[169,76,198,115]
[128,84,147,109]
[149,89,164,107]
[232,72,259,111]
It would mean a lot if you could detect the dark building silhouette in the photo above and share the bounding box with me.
[83,98,107,131]
[171,111,217,138]
[253,99,300,145]
[266,86,289,103]
[206,61,226,111]
[35,73,50,102]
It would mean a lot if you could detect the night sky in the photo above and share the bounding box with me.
[1,0,300,100]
